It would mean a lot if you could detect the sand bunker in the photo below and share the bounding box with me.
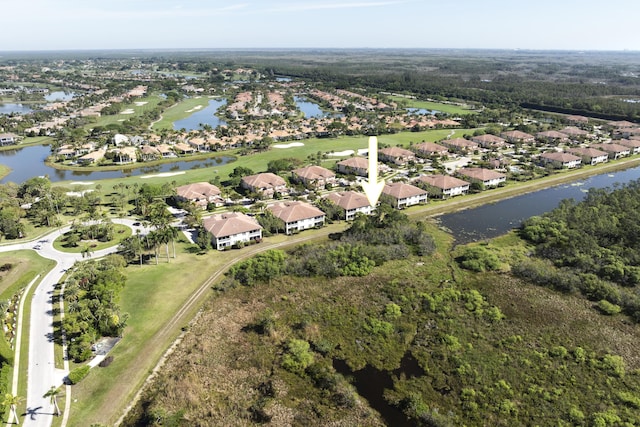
[66,189,94,197]
[273,142,304,149]
[121,109,135,114]
[140,171,186,179]
[185,105,204,113]
[69,181,95,185]
[134,101,148,106]
[328,150,355,156]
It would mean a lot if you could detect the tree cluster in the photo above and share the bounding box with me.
[519,180,640,321]
[62,255,129,362]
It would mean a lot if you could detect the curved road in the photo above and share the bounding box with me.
[0,219,145,427]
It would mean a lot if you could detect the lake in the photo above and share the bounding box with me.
[0,144,234,184]
[173,98,227,131]
[438,166,640,243]
[0,103,34,115]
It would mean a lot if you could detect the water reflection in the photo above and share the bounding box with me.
[438,167,640,244]
[0,144,234,184]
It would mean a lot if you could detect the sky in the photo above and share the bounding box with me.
[1,0,639,51]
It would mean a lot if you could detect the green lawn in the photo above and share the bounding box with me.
[151,96,221,131]
[87,94,165,129]
[52,224,132,253]
[389,95,477,115]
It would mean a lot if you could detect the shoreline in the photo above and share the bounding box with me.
[43,152,237,173]
[406,156,640,219]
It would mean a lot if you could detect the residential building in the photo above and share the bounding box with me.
[0,133,18,146]
[291,165,336,189]
[416,174,470,199]
[111,146,137,164]
[139,145,162,161]
[324,191,373,220]
[457,167,506,187]
[567,147,609,165]
[202,212,262,250]
[267,201,326,234]
[241,172,288,198]
[590,143,631,160]
[378,146,415,166]
[336,157,369,177]
[77,149,105,165]
[539,152,582,169]
[382,182,428,209]
[175,182,224,209]
[617,139,640,154]
[440,137,478,153]
[412,141,448,157]
[471,134,508,149]
[501,130,535,144]
[536,130,569,143]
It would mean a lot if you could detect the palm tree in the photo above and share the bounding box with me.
[3,393,24,424]
[43,386,62,417]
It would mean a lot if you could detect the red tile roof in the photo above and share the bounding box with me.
[202,212,262,238]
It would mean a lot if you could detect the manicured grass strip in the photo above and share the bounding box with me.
[151,96,221,130]
[388,95,477,115]
[86,94,165,129]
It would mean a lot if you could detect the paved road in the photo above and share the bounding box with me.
[0,219,144,427]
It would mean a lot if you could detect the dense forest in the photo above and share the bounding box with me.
[518,180,640,321]
[206,49,640,121]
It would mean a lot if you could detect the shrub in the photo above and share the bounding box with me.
[281,339,314,375]
[457,246,500,272]
[599,354,625,378]
[596,299,622,315]
[67,365,90,384]
[98,356,114,368]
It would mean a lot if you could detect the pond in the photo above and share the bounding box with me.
[295,96,327,118]
[406,107,438,115]
[0,103,34,115]
[173,98,227,131]
[0,144,234,184]
[44,91,77,102]
[437,166,640,244]
[333,353,424,426]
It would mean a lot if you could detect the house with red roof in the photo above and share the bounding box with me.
[378,147,415,166]
[539,152,582,169]
[202,212,262,250]
[291,165,336,189]
[457,167,506,187]
[267,201,325,234]
[416,174,470,199]
[241,172,289,198]
[412,141,449,158]
[336,157,369,177]
[567,147,609,165]
[324,191,373,220]
[175,182,224,209]
[382,182,428,209]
